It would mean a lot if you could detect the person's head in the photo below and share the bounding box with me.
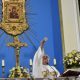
[12,6,16,12]
[42,54,49,65]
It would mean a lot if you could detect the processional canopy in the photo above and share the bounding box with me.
[0,0,29,36]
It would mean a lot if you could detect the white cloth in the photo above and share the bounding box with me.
[42,65,60,77]
[33,46,44,78]
[32,46,60,78]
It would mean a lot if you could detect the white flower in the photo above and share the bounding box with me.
[79,62,80,64]
[67,62,70,65]
[75,57,78,60]
[69,59,73,62]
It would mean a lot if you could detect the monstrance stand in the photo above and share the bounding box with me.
[0,0,30,78]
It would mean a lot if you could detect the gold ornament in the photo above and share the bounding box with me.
[7,36,27,67]
[0,0,29,36]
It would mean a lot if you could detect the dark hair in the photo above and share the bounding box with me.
[12,6,16,10]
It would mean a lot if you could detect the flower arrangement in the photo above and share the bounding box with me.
[9,66,30,78]
[64,50,80,68]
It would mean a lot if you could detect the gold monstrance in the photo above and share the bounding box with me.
[0,0,30,78]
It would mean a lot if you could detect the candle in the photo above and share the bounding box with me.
[2,59,5,67]
[53,58,56,65]
[30,59,32,66]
